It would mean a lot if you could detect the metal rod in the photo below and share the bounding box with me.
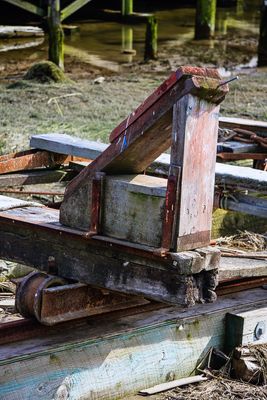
[217,76,239,88]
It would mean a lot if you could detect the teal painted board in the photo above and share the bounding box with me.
[1,289,267,400]
[0,316,224,400]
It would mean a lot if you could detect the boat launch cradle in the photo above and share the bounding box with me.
[0,66,229,312]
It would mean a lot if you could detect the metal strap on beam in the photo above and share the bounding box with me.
[2,0,45,16]
[61,0,92,21]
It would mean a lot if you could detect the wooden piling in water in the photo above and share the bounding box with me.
[195,0,217,39]
[144,15,158,61]
[48,0,64,70]
[258,0,267,67]
[122,0,133,16]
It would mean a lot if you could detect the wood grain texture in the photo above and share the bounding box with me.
[0,289,267,400]
[225,306,267,353]
[172,95,219,250]
[30,134,267,192]
[0,203,219,305]
[60,71,228,231]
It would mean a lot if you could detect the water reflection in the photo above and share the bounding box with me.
[0,2,261,68]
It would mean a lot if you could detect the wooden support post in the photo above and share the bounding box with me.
[122,26,133,53]
[236,0,245,16]
[122,0,133,16]
[258,0,267,67]
[144,15,158,61]
[48,0,64,70]
[195,0,217,39]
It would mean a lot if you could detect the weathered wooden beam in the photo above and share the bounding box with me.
[0,150,68,174]
[0,200,219,305]
[48,0,64,70]
[30,134,267,193]
[0,289,266,399]
[0,26,44,39]
[225,306,267,353]
[61,0,93,21]
[30,134,107,160]
[217,141,260,154]
[0,170,67,187]
[90,9,152,24]
[60,67,227,240]
[219,256,267,282]
[215,192,267,218]
[2,0,45,16]
[219,116,267,137]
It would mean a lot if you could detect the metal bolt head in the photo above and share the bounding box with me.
[254,321,266,340]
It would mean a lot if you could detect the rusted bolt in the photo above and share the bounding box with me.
[254,321,266,340]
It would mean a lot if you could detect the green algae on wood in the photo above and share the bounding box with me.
[144,16,158,61]
[195,0,217,39]
[122,0,133,16]
[48,0,64,70]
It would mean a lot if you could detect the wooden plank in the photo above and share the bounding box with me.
[30,133,108,160]
[217,141,260,154]
[139,375,207,395]
[217,152,267,161]
[2,0,45,16]
[0,26,44,38]
[219,256,267,281]
[215,163,267,192]
[61,0,93,21]
[225,306,267,352]
[109,66,222,143]
[31,134,267,192]
[0,289,266,400]
[0,150,68,174]
[219,116,267,137]
[0,170,67,187]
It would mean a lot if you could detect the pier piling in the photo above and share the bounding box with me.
[48,0,64,70]
[195,0,217,39]
[258,0,267,66]
[144,15,158,61]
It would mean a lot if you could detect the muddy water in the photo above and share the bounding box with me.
[0,1,261,71]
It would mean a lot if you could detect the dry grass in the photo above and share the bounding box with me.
[164,377,267,400]
[216,230,267,251]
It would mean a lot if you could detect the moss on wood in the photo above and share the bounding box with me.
[24,61,68,83]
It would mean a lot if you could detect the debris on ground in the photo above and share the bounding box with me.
[216,230,267,252]
[163,344,267,400]
[164,377,267,400]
